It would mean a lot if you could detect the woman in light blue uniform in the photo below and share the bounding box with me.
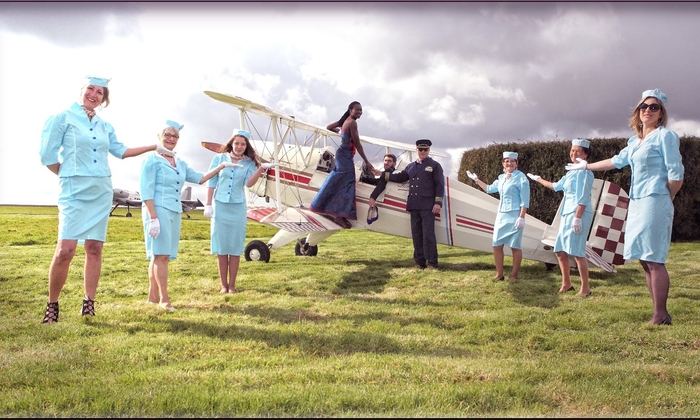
[140,121,231,311]
[567,89,684,325]
[204,129,270,293]
[528,139,594,296]
[467,152,530,281]
[39,76,167,324]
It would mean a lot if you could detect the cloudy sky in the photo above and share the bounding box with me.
[1,2,699,205]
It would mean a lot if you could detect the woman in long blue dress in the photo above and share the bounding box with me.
[309,101,377,227]
[566,89,684,325]
[140,120,232,311]
[528,139,594,296]
[204,129,270,293]
[39,76,170,324]
[467,152,530,281]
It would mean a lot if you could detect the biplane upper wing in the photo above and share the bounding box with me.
[204,90,446,158]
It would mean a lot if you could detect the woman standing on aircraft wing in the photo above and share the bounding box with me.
[39,76,170,324]
[309,101,379,228]
[467,152,530,281]
[528,139,594,297]
[203,129,272,293]
[566,89,684,325]
[140,121,233,311]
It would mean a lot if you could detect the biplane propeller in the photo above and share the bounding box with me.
[201,91,629,273]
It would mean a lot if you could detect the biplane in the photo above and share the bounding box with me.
[202,91,629,273]
[110,186,203,218]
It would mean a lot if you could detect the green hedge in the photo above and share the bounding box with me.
[458,136,700,241]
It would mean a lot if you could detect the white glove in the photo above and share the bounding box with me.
[261,162,279,169]
[466,170,479,181]
[222,162,242,168]
[527,173,541,181]
[155,144,175,157]
[565,158,588,171]
[204,205,214,218]
[148,218,160,239]
[572,217,582,234]
[515,217,525,230]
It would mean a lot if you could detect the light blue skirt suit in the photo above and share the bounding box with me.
[207,154,257,256]
[552,170,594,258]
[611,126,684,263]
[486,170,530,249]
[40,102,128,242]
[140,153,204,260]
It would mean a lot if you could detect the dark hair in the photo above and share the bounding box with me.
[384,153,397,163]
[337,101,361,127]
[581,146,592,161]
[219,134,260,167]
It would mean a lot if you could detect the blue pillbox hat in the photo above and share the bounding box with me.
[572,138,590,148]
[165,120,184,131]
[233,129,251,139]
[502,151,518,160]
[86,76,111,87]
[641,88,667,104]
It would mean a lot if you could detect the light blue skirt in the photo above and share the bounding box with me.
[554,211,593,258]
[211,201,247,256]
[57,176,112,242]
[625,194,673,263]
[142,205,181,260]
[492,209,523,249]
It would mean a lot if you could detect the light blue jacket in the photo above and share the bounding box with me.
[40,102,128,177]
[140,153,203,213]
[611,126,684,199]
[552,170,594,215]
[486,169,530,212]
[207,153,256,203]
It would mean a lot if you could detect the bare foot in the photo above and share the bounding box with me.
[220,287,228,294]
[228,288,238,294]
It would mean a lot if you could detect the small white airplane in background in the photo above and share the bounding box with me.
[110,186,203,218]
[202,91,630,273]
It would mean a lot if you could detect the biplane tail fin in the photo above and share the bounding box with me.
[544,179,629,273]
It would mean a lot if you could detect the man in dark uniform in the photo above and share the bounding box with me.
[382,139,444,269]
[366,154,397,205]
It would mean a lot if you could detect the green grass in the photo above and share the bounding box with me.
[1,205,700,417]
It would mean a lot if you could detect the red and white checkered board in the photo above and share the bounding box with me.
[587,181,629,266]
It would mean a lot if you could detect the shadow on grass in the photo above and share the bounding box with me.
[101,312,475,358]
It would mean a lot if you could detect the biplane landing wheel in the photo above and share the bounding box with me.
[545,263,556,272]
[126,212,132,218]
[294,238,318,257]
[245,240,270,263]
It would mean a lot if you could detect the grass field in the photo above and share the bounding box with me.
[1,205,699,417]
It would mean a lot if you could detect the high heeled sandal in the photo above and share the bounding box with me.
[81,297,95,316]
[42,301,59,324]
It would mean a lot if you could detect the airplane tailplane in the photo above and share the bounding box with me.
[181,186,192,201]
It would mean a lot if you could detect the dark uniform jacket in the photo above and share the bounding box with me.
[384,157,444,211]
[368,166,396,199]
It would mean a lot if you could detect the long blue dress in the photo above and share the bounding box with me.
[308,131,357,220]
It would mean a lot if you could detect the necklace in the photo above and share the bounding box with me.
[81,105,96,120]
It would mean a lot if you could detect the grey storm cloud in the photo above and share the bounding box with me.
[0,2,143,46]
